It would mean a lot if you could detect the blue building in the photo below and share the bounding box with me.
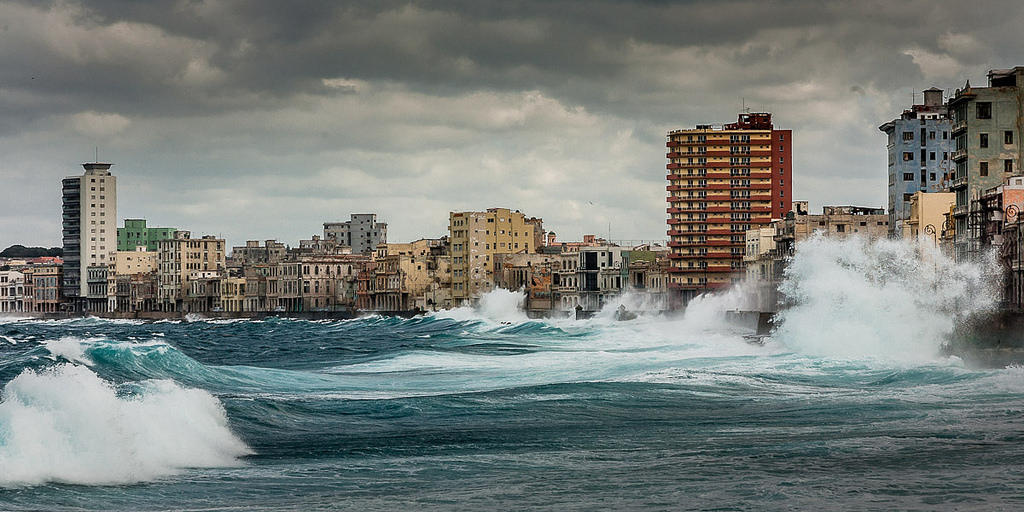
[879,88,953,237]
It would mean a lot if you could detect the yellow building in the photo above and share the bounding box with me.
[449,208,540,305]
[157,231,226,311]
[903,191,955,245]
[220,276,247,312]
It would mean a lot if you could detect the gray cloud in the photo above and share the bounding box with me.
[3,0,1024,247]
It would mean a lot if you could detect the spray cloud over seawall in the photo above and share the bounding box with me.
[773,235,999,361]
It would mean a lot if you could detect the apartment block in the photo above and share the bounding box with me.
[666,112,792,302]
[324,214,387,255]
[117,219,176,251]
[449,208,539,305]
[61,162,117,311]
[879,88,953,235]
[156,231,225,311]
[949,67,1024,261]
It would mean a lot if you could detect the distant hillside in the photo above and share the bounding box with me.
[0,245,63,258]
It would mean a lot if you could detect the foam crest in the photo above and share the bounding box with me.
[773,235,999,361]
[0,364,251,486]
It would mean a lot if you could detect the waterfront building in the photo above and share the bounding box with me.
[324,214,387,255]
[26,265,62,313]
[994,177,1024,308]
[156,231,225,312]
[229,240,288,266]
[117,219,176,251]
[879,88,953,236]
[949,67,1024,261]
[449,208,540,306]
[903,192,955,244]
[61,162,117,311]
[0,271,26,313]
[666,112,792,302]
[113,248,158,275]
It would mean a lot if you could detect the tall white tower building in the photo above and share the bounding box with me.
[62,162,117,311]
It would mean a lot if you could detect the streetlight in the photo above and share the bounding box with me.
[1006,204,1020,308]
[924,224,937,247]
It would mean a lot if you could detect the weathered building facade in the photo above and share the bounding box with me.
[879,88,953,236]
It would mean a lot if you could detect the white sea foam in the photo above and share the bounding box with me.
[773,235,999,361]
[43,337,96,365]
[434,288,529,324]
[0,363,251,486]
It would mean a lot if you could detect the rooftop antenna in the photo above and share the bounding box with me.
[95,146,98,163]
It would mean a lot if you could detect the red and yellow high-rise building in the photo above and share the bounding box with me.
[666,112,791,301]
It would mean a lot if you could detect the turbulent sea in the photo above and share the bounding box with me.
[1,237,1023,511]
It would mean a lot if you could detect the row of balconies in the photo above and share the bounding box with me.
[667,266,735,274]
[667,239,740,247]
[667,206,771,214]
[667,162,770,170]
[667,150,772,158]
[668,217,772,224]
[667,184,773,192]
[667,172,773,180]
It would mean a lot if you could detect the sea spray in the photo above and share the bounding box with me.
[772,234,999,361]
[0,363,251,486]
[435,288,529,324]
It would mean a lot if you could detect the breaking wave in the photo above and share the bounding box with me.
[0,363,251,486]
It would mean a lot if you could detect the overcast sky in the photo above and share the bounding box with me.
[3,0,1024,248]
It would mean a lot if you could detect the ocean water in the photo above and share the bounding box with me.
[1,237,1022,511]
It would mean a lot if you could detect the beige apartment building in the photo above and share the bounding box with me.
[903,191,955,244]
[113,248,158,275]
[449,208,540,305]
[157,231,226,311]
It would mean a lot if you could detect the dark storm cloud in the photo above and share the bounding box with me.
[3,0,1024,246]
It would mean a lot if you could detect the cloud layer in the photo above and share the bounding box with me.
[3,0,1024,247]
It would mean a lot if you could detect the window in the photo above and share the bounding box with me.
[836,224,845,232]
[1006,131,1014,145]
[904,173,914,181]
[929,131,935,140]
[930,173,936,181]
[903,131,914,141]
[980,161,989,176]
[930,152,935,161]
[779,133,785,141]
[980,133,989,148]
[943,131,948,139]
[977,102,992,119]
[1006,159,1013,173]
[903,152,914,161]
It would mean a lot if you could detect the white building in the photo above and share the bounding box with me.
[61,162,117,311]
[0,271,26,313]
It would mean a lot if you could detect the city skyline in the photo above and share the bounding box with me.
[5,1,1024,247]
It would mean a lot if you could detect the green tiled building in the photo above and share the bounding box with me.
[117,219,177,251]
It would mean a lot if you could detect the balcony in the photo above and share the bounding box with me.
[952,149,967,161]
[953,204,969,217]
[952,120,967,134]
[951,176,968,190]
